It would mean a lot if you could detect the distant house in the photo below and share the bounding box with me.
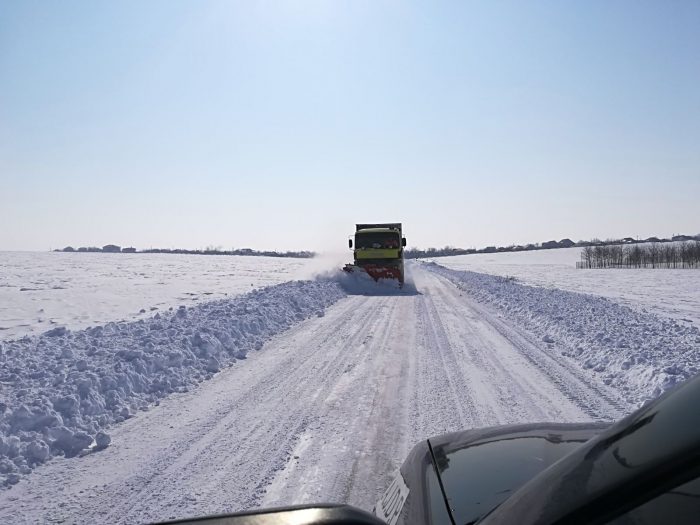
[622,237,636,244]
[122,247,137,253]
[558,239,575,248]
[541,240,559,249]
[102,244,121,253]
[62,246,76,252]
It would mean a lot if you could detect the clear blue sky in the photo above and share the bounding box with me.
[1,1,698,252]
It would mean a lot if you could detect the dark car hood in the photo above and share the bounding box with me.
[428,422,610,525]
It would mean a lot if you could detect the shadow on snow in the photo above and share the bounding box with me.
[334,271,422,297]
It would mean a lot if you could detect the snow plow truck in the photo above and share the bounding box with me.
[343,223,407,286]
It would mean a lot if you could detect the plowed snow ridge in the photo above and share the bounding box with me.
[0,263,697,524]
[424,262,700,404]
[0,280,346,485]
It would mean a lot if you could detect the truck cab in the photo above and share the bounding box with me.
[347,223,407,285]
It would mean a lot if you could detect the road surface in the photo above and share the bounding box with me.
[0,265,626,524]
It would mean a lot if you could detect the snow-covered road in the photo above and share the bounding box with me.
[0,266,629,524]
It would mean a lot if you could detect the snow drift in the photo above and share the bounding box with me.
[0,278,346,486]
[424,262,700,406]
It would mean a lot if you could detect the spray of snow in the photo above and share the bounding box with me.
[292,251,348,281]
[329,263,419,296]
[292,251,419,295]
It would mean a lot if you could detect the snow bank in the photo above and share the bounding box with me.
[436,247,700,325]
[424,262,700,406]
[0,279,346,486]
[0,252,317,340]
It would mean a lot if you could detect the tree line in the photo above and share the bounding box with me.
[55,245,315,258]
[578,241,700,269]
[404,234,699,260]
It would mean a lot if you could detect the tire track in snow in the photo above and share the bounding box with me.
[337,297,405,505]
[431,279,564,424]
[422,268,626,422]
[109,295,392,522]
[471,302,627,420]
[412,291,480,432]
[262,293,417,510]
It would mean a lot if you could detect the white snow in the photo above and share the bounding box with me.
[435,246,700,325]
[0,265,630,523]
[0,277,346,486]
[0,255,697,523]
[0,252,318,340]
[424,261,700,407]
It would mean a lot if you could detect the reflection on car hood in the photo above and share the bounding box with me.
[428,422,610,525]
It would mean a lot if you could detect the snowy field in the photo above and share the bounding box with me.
[0,255,698,523]
[0,252,318,340]
[436,246,700,325]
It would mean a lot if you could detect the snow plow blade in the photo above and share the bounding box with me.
[343,264,404,286]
